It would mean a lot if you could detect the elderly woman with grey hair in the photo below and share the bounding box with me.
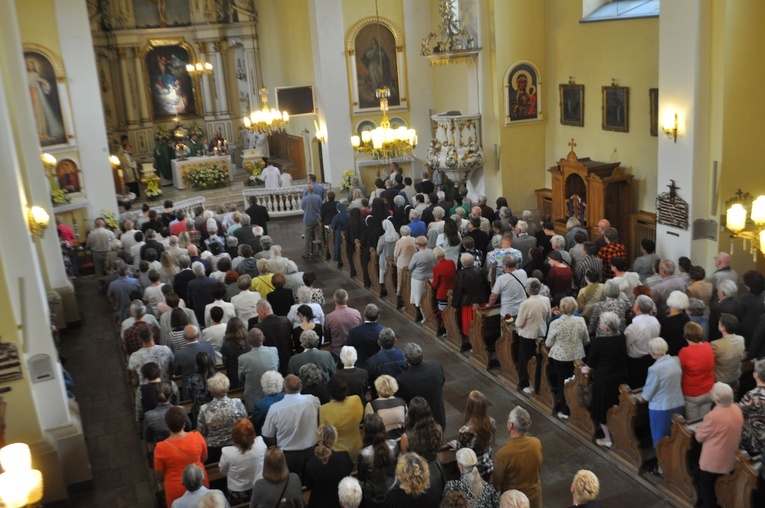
[582,311,629,448]
[394,225,417,308]
[515,278,552,393]
[739,359,765,455]
[588,279,629,338]
[426,206,446,248]
[696,382,744,508]
[660,290,691,355]
[171,464,229,508]
[251,371,284,434]
[408,236,437,322]
[197,372,248,463]
[333,346,369,406]
[300,363,331,404]
[288,329,335,381]
[442,448,500,507]
[365,373,408,439]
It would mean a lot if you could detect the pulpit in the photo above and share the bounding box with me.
[548,139,634,252]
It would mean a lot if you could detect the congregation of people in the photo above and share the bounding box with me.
[93,167,765,508]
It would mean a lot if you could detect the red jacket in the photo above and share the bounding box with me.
[431,258,457,300]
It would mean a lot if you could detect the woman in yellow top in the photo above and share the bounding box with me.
[319,377,363,464]
[250,258,275,298]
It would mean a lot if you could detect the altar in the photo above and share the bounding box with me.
[171,155,234,190]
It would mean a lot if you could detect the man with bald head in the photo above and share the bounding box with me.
[650,259,689,318]
[594,218,611,255]
[471,206,492,235]
[710,252,738,305]
[173,325,216,399]
[87,217,116,276]
[261,374,320,481]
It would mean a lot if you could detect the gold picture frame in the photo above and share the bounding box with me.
[141,38,203,122]
[559,83,584,127]
[602,85,629,133]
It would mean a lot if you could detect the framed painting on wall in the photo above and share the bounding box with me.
[23,46,70,147]
[504,61,542,125]
[56,158,82,195]
[602,85,629,132]
[347,17,407,114]
[142,39,202,121]
[559,83,584,127]
[649,88,659,137]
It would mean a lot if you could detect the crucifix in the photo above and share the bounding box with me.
[568,138,577,151]
[668,180,681,203]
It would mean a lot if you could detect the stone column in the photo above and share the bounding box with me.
[308,0,355,187]
[132,47,150,124]
[118,46,138,125]
[210,40,230,117]
[656,0,712,262]
[198,42,215,119]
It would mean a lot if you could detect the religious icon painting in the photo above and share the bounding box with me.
[23,46,69,147]
[347,17,408,114]
[142,39,202,121]
[602,85,629,132]
[505,61,542,125]
[559,83,584,127]
[55,158,82,195]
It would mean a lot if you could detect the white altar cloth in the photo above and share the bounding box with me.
[171,155,234,190]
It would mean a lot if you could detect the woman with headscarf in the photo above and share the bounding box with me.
[376,218,399,298]
[391,195,410,233]
[347,208,364,279]
[332,201,350,269]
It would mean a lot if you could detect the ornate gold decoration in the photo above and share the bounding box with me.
[421,0,481,67]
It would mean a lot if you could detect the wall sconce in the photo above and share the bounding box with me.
[0,443,44,507]
[314,121,326,143]
[725,189,765,260]
[27,206,50,237]
[662,113,678,143]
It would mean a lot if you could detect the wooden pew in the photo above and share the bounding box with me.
[607,384,652,473]
[399,267,417,321]
[442,290,462,352]
[467,304,501,370]
[340,232,350,274]
[368,248,381,296]
[496,320,519,389]
[384,258,398,307]
[716,451,763,508]
[353,239,364,285]
[527,339,555,414]
[420,281,438,334]
[656,414,702,507]
[564,360,595,441]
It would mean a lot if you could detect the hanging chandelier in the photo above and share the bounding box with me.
[724,188,765,261]
[350,0,417,160]
[185,59,214,76]
[243,87,289,134]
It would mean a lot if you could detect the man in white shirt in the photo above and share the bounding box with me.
[624,295,661,388]
[129,231,146,271]
[230,275,261,324]
[201,306,227,365]
[489,256,528,318]
[259,161,281,189]
[203,282,236,328]
[261,374,320,481]
[120,220,139,251]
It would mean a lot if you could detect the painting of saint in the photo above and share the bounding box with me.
[354,22,400,111]
[506,62,540,123]
[24,52,66,147]
[144,43,198,121]
[56,159,81,194]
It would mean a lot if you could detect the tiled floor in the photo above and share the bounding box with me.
[63,214,674,507]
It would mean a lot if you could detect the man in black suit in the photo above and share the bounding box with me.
[246,195,270,235]
[251,300,293,375]
[233,213,256,246]
[345,303,383,368]
[421,193,439,226]
[173,325,216,399]
[466,217,490,259]
[172,255,196,302]
[420,171,435,195]
[381,180,400,211]
[140,229,165,260]
[186,261,216,325]
[396,342,446,431]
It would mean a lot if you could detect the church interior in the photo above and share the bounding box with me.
[0,0,764,506]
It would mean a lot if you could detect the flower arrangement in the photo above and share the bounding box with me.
[181,161,230,189]
[142,174,163,199]
[340,169,356,193]
[188,121,204,138]
[99,209,119,231]
[154,124,170,141]
[51,183,71,205]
